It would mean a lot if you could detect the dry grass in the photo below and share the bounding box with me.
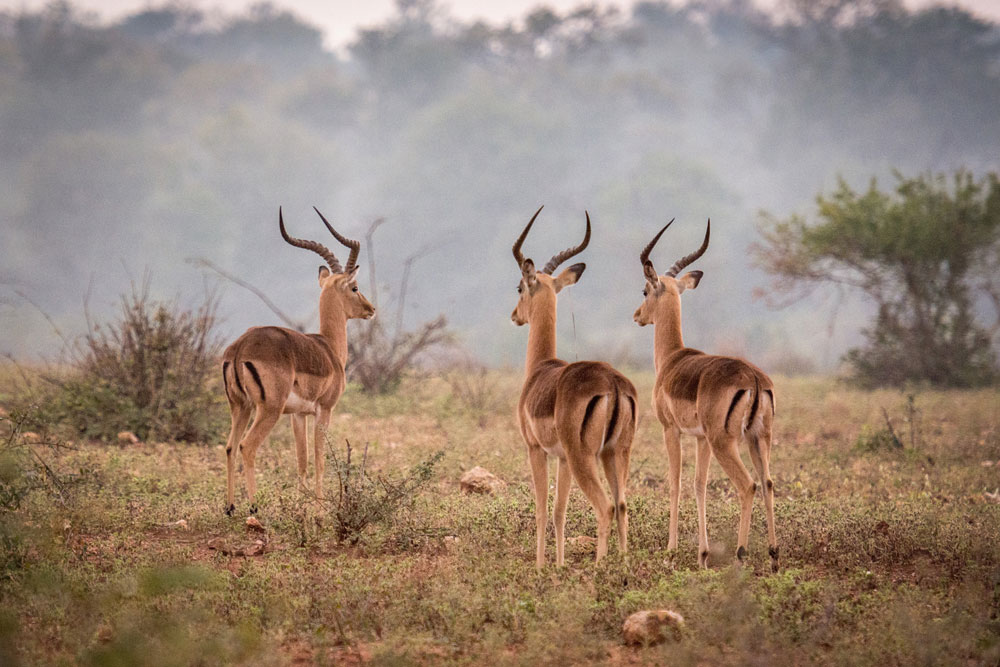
[1,370,999,665]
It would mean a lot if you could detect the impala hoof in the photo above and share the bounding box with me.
[699,549,709,568]
[736,546,747,563]
[225,504,236,517]
[769,546,779,572]
[249,504,258,515]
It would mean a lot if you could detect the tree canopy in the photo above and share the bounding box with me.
[755,170,1000,386]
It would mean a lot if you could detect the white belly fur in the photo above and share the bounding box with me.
[528,416,567,459]
[283,389,318,415]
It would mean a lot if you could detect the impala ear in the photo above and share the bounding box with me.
[677,270,703,293]
[643,260,658,284]
[318,265,331,285]
[554,263,585,292]
[521,259,537,286]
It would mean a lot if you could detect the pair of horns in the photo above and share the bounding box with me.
[279,206,360,274]
[512,205,591,274]
[640,218,710,277]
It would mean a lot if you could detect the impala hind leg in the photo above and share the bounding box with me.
[290,415,308,492]
[238,406,282,513]
[553,457,572,567]
[527,443,550,570]
[713,436,757,565]
[600,441,631,554]
[748,426,778,572]
[225,404,252,515]
[568,451,613,562]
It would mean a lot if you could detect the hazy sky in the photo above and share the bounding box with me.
[3,0,998,48]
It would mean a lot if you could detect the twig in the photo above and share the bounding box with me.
[880,407,903,449]
[187,257,308,331]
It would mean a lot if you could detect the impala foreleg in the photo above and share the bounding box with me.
[553,457,572,567]
[291,414,308,492]
[527,443,550,570]
[694,436,711,567]
[314,407,331,503]
[663,425,682,550]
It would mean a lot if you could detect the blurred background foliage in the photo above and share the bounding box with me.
[1,0,999,376]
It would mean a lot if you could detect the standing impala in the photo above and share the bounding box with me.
[634,219,778,571]
[512,206,637,568]
[221,207,374,515]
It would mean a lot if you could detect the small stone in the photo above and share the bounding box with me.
[171,519,189,530]
[207,537,229,551]
[984,489,1000,504]
[245,517,265,533]
[567,535,598,551]
[244,539,266,557]
[22,431,42,443]
[981,460,994,467]
[94,622,114,644]
[117,431,140,445]
[623,609,685,646]
[460,466,505,494]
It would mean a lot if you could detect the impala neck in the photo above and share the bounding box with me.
[318,298,349,367]
[654,299,685,376]
[525,295,558,375]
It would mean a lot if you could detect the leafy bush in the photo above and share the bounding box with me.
[756,170,1000,387]
[326,439,443,544]
[40,280,226,443]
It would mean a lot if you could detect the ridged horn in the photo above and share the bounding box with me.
[513,205,544,267]
[313,207,360,273]
[666,219,710,277]
[279,207,342,273]
[541,211,591,275]
[639,218,675,272]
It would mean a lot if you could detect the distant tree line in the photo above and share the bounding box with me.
[1,0,998,372]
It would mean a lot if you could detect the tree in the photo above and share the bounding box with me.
[754,170,1000,387]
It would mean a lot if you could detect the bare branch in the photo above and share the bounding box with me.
[187,257,307,332]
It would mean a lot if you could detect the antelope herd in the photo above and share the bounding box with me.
[222,206,777,571]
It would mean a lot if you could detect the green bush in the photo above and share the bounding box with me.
[40,281,226,443]
[326,439,443,545]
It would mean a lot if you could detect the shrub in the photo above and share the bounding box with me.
[326,439,443,544]
[41,280,226,443]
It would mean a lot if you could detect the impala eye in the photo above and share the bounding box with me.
[352,286,359,293]
[517,285,523,294]
[642,289,648,297]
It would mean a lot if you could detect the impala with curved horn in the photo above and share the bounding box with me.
[634,219,777,570]
[221,207,374,515]
[512,206,638,568]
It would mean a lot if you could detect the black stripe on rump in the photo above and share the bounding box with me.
[245,361,266,402]
[725,389,747,432]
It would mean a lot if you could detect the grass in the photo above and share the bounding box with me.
[1,368,999,665]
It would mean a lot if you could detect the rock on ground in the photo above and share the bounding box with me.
[460,466,505,494]
[622,609,685,646]
[117,431,140,445]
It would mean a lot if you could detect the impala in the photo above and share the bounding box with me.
[512,206,638,568]
[221,207,374,515]
[634,219,778,571]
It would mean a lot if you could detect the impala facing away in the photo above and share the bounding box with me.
[512,206,637,568]
[221,207,374,515]
[634,219,778,571]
